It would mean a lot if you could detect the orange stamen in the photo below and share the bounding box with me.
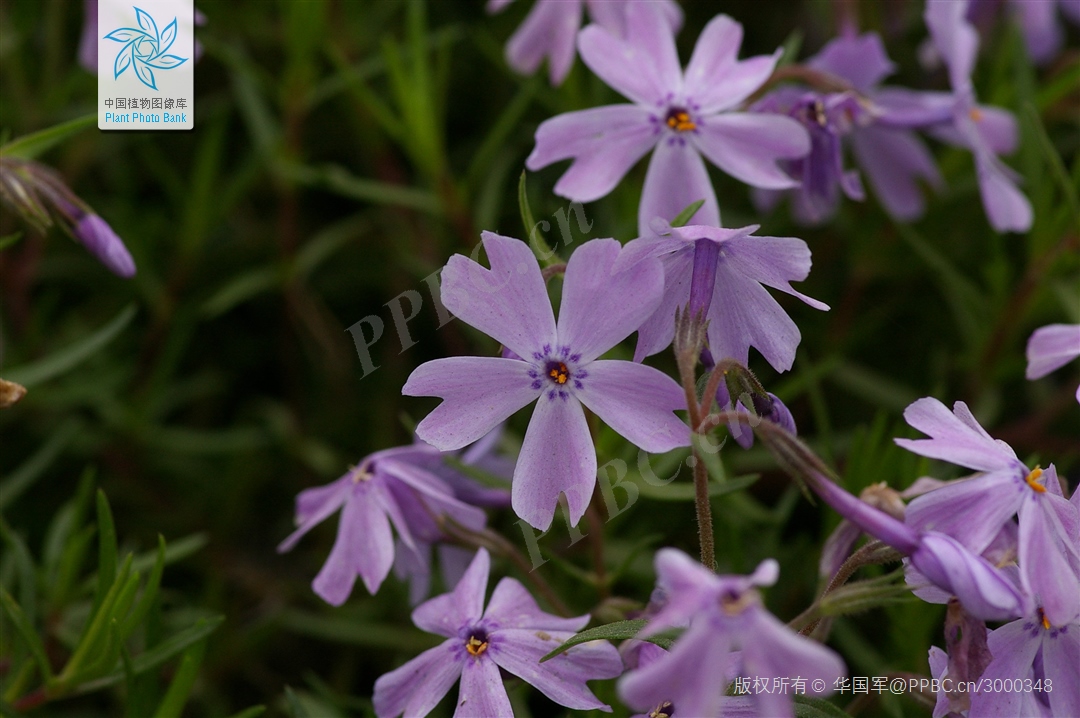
[465,636,488,657]
[548,362,569,384]
[666,111,696,132]
[969,107,984,122]
[1024,466,1046,493]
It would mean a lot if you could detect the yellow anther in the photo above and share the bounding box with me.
[1042,613,1052,631]
[465,636,488,657]
[650,702,674,718]
[1024,467,1046,494]
[548,362,569,384]
[969,107,984,122]
[666,111,696,132]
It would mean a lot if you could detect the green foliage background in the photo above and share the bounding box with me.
[1,1,1077,716]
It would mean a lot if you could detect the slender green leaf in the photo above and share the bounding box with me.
[539,619,646,662]
[92,491,118,615]
[76,616,225,694]
[0,114,96,159]
[671,199,705,227]
[60,554,133,684]
[121,535,166,638]
[5,304,137,388]
[519,171,556,264]
[0,588,52,680]
[152,638,207,718]
[0,419,79,511]
[285,686,311,718]
[0,519,37,627]
[0,231,22,250]
[1023,102,1080,222]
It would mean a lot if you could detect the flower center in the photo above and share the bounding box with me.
[527,346,587,400]
[1024,466,1046,494]
[465,632,489,657]
[547,361,569,385]
[719,587,755,616]
[665,107,696,132]
[969,107,983,122]
[1039,608,1051,631]
[649,701,675,718]
[350,461,374,483]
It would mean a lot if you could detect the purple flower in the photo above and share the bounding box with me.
[486,0,682,86]
[277,443,486,606]
[968,607,1080,717]
[74,213,136,278]
[525,5,810,234]
[924,0,1032,233]
[373,548,623,717]
[807,468,1029,621]
[404,233,688,530]
[751,88,869,225]
[894,398,1080,624]
[754,32,946,224]
[619,550,845,718]
[618,223,828,371]
[1026,323,1080,403]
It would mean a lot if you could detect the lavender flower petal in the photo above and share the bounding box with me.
[1017,489,1080,626]
[372,640,462,718]
[808,32,896,92]
[905,470,1023,554]
[484,577,590,632]
[575,360,689,452]
[490,628,622,710]
[1042,624,1080,717]
[405,357,540,450]
[412,545,490,638]
[640,136,721,232]
[1026,324,1080,379]
[504,0,583,85]
[683,16,780,113]
[455,656,513,718]
[527,105,657,202]
[514,393,596,530]
[277,478,350,553]
[742,610,846,716]
[556,238,664,363]
[968,620,1045,716]
[910,532,1028,621]
[439,232,557,360]
[693,113,809,189]
[850,125,943,221]
[577,2,675,106]
[312,484,394,605]
[619,620,730,718]
[708,265,803,371]
[925,0,980,93]
[632,247,693,361]
[895,398,1021,472]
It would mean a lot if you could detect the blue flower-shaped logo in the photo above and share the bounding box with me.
[103,7,188,91]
